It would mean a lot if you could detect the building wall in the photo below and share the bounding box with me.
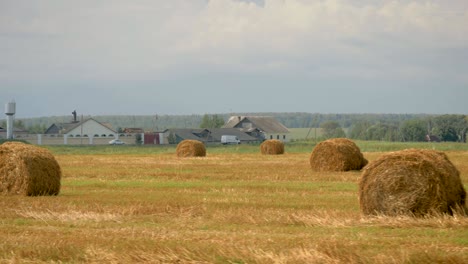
[66,119,116,137]
[266,133,289,142]
[17,134,138,145]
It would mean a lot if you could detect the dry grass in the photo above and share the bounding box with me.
[0,142,61,196]
[310,138,368,172]
[260,139,285,155]
[0,146,466,263]
[176,139,206,157]
[360,149,467,216]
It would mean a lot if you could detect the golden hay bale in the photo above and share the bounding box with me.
[309,138,367,171]
[0,142,61,196]
[176,140,206,157]
[260,139,285,155]
[359,149,467,217]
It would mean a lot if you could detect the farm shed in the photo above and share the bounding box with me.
[122,128,144,134]
[223,116,290,142]
[143,132,167,145]
[166,128,258,144]
[45,118,117,138]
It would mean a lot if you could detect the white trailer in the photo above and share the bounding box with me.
[221,135,240,145]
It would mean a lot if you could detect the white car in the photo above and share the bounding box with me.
[109,139,125,145]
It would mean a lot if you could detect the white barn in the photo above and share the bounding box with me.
[64,118,117,138]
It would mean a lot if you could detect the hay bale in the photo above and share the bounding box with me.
[176,140,206,157]
[260,140,285,155]
[0,142,61,196]
[309,138,367,171]
[359,149,467,216]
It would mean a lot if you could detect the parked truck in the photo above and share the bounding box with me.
[221,135,240,145]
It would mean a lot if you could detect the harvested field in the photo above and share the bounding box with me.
[0,144,467,263]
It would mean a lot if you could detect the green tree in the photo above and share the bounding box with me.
[320,121,346,139]
[349,121,371,140]
[431,115,467,142]
[366,123,399,141]
[1,120,27,130]
[400,119,427,142]
[135,134,143,145]
[27,124,47,134]
[15,120,25,129]
[199,114,225,128]
[167,132,177,144]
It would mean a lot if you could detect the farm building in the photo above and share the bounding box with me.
[122,128,144,134]
[45,118,117,138]
[165,128,258,144]
[223,116,290,142]
[142,132,167,145]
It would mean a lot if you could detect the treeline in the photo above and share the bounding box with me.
[321,114,467,142]
[6,112,425,130]
[3,112,467,142]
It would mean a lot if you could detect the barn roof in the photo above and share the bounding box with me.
[169,128,258,142]
[45,118,117,134]
[170,129,207,141]
[223,116,290,133]
[209,128,258,141]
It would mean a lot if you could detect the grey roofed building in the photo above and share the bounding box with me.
[169,128,209,142]
[208,128,258,142]
[44,123,78,134]
[168,128,258,144]
[223,116,290,133]
[223,116,290,142]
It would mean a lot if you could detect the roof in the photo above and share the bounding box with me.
[208,128,258,141]
[45,118,117,134]
[123,128,144,133]
[223,116,290,133]
[169,128,258,142]
[170,129,208,141]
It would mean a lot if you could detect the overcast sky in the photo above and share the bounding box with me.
[1,0,467,118]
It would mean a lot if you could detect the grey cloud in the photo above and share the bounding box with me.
[1,0,467,117]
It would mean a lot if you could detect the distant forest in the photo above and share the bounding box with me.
[3,112,467,142]
[4,112,430,131]
[0,112,430,131]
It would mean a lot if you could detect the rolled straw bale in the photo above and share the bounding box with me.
[0,142,61,196]
[260,139,285,155]
[309,138,367,171]
[176,140,206,157]
[359,149,467,216]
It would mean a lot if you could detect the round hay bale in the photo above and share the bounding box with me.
[260,139,284,155]
[309,138,367,171]
[359,149,467,217]
[0,142,61,196]
[176,140,206,157]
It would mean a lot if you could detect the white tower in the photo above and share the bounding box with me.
[5,100,16,140]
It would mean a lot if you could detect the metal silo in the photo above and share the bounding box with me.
[4,100,16,139]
